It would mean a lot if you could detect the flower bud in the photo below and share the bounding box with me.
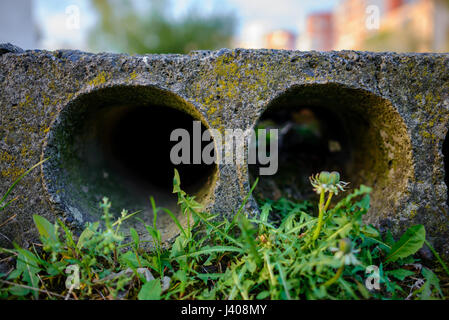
[329,171,340,185]
[318,171,331,184]
[338,238,352,254]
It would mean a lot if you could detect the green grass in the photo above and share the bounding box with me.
[0,169,448,300]
[0,158,48,212]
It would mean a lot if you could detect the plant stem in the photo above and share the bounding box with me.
[312,191,326,241]
[324,264,344,287]
[323,192,334,212]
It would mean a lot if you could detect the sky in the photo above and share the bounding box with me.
[34,0,340,51]
[34,0,96,50]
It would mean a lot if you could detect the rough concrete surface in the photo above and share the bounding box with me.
[0,43,448,259]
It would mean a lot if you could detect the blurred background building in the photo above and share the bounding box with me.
[331,0,449,52]
[0,0,448,53]
[264,30,297,50]
[297,12,334,51]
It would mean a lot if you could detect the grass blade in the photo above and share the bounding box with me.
[0,158,49,210]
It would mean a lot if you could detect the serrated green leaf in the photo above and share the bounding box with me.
[357,194,371,210]
[384,230,395,248]
[260,203,272,224]
[15,248,41,299]
[246,259,257,273]
[33,215,57,242]
[9,285,30,297]
[120,251,142,269]
[77,222,99,249]
[46,261,66,276]
[420,267,442,299]
[361,224,380,238]
[385,225,425,263]
[6,269,22,280]
[387,268,415,281]
[15,249,40,275]
[130,227,140,246]
[256,291,270,300]
[138,279,161,300]
[196,273,222,284]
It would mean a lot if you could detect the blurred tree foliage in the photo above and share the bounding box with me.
[89,0,237,54]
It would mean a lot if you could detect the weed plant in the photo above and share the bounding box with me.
[0,169,448,300]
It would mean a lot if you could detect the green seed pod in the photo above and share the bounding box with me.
[318,171,331,184]
[329,171,340,185]
[338,238,352,254]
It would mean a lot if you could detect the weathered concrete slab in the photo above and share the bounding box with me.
[0,45,448,259]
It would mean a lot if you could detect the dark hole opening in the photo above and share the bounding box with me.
[248,84,412,223]
[249,106,350,204]
[77,104,216,218]
[43,87,217,243]
[106,105,215,193]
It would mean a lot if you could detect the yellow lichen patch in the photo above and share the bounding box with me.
[193,54,283,134]
[87,71,110,86]
[128,70,138,81]
[206,105,218,117]
[16,94,33,110]
[20,146,30,158]
[1,167,25,181]
[0,150,15,163]
[414,90,444,141]
[1,151,25,181]
[418,122,436,140]
[42,95,52,109]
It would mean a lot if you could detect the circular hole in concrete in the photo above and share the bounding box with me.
[43,85,216,243]
[443,132,449,205]
[249,84,413,218]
